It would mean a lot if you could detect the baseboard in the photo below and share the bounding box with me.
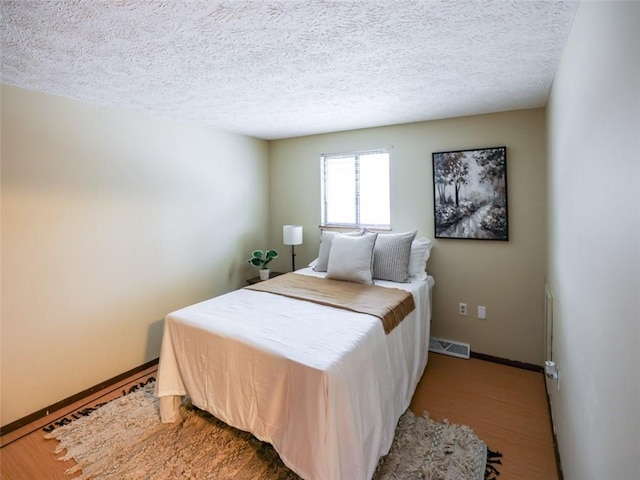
[0,358,159,437]
[470,351,544,373]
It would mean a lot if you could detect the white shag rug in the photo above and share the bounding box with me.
[45,381,490,480]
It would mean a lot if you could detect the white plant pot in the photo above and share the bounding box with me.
[259,269,270,281]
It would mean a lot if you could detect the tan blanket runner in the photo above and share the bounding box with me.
[245,273,415,334]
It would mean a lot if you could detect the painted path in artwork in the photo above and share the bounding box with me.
[441,203,494,239]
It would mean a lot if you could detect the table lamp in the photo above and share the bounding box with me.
[282,225,303,271]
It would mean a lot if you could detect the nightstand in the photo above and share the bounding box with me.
[246,272,285,285]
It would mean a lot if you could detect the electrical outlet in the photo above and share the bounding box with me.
[458,303,467,316]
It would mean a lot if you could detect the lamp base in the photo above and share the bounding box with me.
[290,245,296,272]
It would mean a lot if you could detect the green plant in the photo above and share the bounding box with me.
[247,249,278,270]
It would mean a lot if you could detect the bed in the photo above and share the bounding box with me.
[156,232,434,480]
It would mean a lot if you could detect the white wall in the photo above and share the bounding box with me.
[269,108,547,365]
[546,2,640,478]
[0,86,269,426]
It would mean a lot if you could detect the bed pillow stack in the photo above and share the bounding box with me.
[313,229,433,284]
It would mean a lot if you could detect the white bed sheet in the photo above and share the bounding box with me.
[156,268,434,480]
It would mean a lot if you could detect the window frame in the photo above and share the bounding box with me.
[320,149,391,229]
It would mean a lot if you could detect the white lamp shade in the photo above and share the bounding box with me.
[283,225,303,245]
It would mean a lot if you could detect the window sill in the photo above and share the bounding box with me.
[319,224,392,232]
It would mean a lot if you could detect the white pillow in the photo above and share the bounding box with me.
[326,233,378,284]
[408,237,433,280]
[313,229,364,272]
[371,230,417,282]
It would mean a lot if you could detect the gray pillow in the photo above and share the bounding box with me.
[372,230,417,282]
[313,229,364,272]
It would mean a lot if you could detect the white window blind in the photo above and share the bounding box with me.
[321,150,390,228]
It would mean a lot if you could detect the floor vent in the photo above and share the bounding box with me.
[429,337,471,359]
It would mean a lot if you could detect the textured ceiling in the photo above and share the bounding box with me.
[1,0,578,140]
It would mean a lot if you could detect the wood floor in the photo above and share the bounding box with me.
[411,353,559,479]
[0,354,559,479]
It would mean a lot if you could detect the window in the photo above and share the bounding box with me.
[321,150,390,228]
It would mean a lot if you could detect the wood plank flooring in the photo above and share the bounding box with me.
[0,354,559,479]
[0,365,158,479]
[410,353,559,479]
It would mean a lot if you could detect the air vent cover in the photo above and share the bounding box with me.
[428,337,470,359]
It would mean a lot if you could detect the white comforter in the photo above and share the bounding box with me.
[156,268,433,480]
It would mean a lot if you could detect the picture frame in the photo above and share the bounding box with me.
[432,146,508,240]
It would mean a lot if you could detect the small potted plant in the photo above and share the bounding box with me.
[248,249,278,280]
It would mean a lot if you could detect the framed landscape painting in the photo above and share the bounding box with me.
[432,146,508,240]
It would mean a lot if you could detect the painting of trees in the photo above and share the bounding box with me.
[432,146,508,240]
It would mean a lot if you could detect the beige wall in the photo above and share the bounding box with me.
[269,108,547,365]
[0,86,269,426]
[546,2,640,479]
